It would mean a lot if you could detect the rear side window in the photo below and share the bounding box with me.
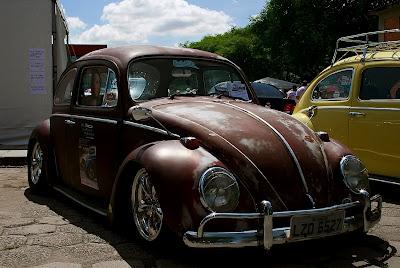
[312,69,353,100]
[360,67,400,100]
[54,68,77,105]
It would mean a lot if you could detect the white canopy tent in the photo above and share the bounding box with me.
[0,0,68,148]
[254,77,299,92]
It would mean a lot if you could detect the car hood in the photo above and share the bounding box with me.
[140,97,333,211]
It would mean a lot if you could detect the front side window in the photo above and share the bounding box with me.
[360,67,400,100]
[312,69,353,100]
[77,66,118,107]
[128,58,250,101]
[54,68,77,105]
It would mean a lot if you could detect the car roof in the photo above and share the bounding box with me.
[78,45,228,68]
[320,50,400,73]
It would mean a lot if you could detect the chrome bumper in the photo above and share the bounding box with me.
[183,193,382,250]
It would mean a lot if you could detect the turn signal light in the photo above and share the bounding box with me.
[283,103,295,114]
[316,131,330,142]
[180,137,201,150]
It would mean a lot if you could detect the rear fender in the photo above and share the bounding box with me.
[110,140,222,235]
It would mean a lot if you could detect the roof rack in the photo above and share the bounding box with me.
[331,29,400,65]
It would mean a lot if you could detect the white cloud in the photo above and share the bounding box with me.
[70,0,233,46]
[67,17,87,30]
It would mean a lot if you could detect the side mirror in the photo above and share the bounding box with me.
[129,106,152,121]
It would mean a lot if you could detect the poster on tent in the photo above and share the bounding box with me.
[29,48,46,94]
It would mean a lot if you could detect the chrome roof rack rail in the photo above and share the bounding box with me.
[331,29,400,65]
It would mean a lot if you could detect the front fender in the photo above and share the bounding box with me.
[29,119,51,150]
[322,138,355,204]
[28,119,54,184]
[110,140,223,235]
[292,110,315,130]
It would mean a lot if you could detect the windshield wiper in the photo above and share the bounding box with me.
[169,90,198,99]
[206,92,250,101]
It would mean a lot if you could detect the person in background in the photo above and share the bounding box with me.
[296,80,308,102]
[84,71,102,106]
[287,85,297,101]
[390,80,400,99]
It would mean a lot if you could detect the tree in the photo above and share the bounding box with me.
[182,27,268,81]
[184,0,379,82]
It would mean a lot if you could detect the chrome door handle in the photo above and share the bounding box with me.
[348,112,366,117]
[64,119,76,125]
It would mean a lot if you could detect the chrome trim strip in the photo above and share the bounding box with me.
[369,177,400,186]
[303,106,350,110]
[350,106,400,112]
[300,106,400,113]
[53,186,107,216]
[69,115,118,124]
[225,102,309,194]
[123,121,180,138]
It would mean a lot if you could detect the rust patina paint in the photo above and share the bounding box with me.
[31,45,354,237]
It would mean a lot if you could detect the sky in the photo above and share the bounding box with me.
[60,0,266,47]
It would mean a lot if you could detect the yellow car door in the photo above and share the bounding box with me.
[349,65,400,180]
[294,68,354,147]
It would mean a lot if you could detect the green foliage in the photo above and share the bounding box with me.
[182,27,268,80]
[184,0,379,82]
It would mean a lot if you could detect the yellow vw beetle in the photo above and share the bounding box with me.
[293,29,400,185]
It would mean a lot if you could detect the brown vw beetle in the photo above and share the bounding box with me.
[28,45,382,250]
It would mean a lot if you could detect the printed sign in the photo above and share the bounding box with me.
[29,48,46,94]
[78,122,99,190]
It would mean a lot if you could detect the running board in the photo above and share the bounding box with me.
[53,185,108,216]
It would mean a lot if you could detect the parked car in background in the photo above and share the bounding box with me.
[293,29,400,185]
[251,81,296,114]
[28,45,381,251]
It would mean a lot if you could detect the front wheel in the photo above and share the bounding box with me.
[130,168,164,242]
[27,141,48,193]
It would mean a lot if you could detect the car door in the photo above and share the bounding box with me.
[349,65,400,180]
[51,67,77,186]
[303,68,354,146]
[68,63,121,199]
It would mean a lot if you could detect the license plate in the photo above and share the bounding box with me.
[290,211,344,239]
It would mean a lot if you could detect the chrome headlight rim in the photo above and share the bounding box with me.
[198,167,240,212]
[340,155,369,194]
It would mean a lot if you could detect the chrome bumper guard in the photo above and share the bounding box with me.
[183,193,382,250]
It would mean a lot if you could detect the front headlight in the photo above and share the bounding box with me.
[199,167,240,212]
[340,155,370,193]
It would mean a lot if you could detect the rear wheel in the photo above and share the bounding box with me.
[28,141,48,193]
[130,168,164,242]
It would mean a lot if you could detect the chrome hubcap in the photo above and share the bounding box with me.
[131,168,163,241]
[30,142,43,185]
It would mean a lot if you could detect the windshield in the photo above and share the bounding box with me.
[128,58,250,101]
